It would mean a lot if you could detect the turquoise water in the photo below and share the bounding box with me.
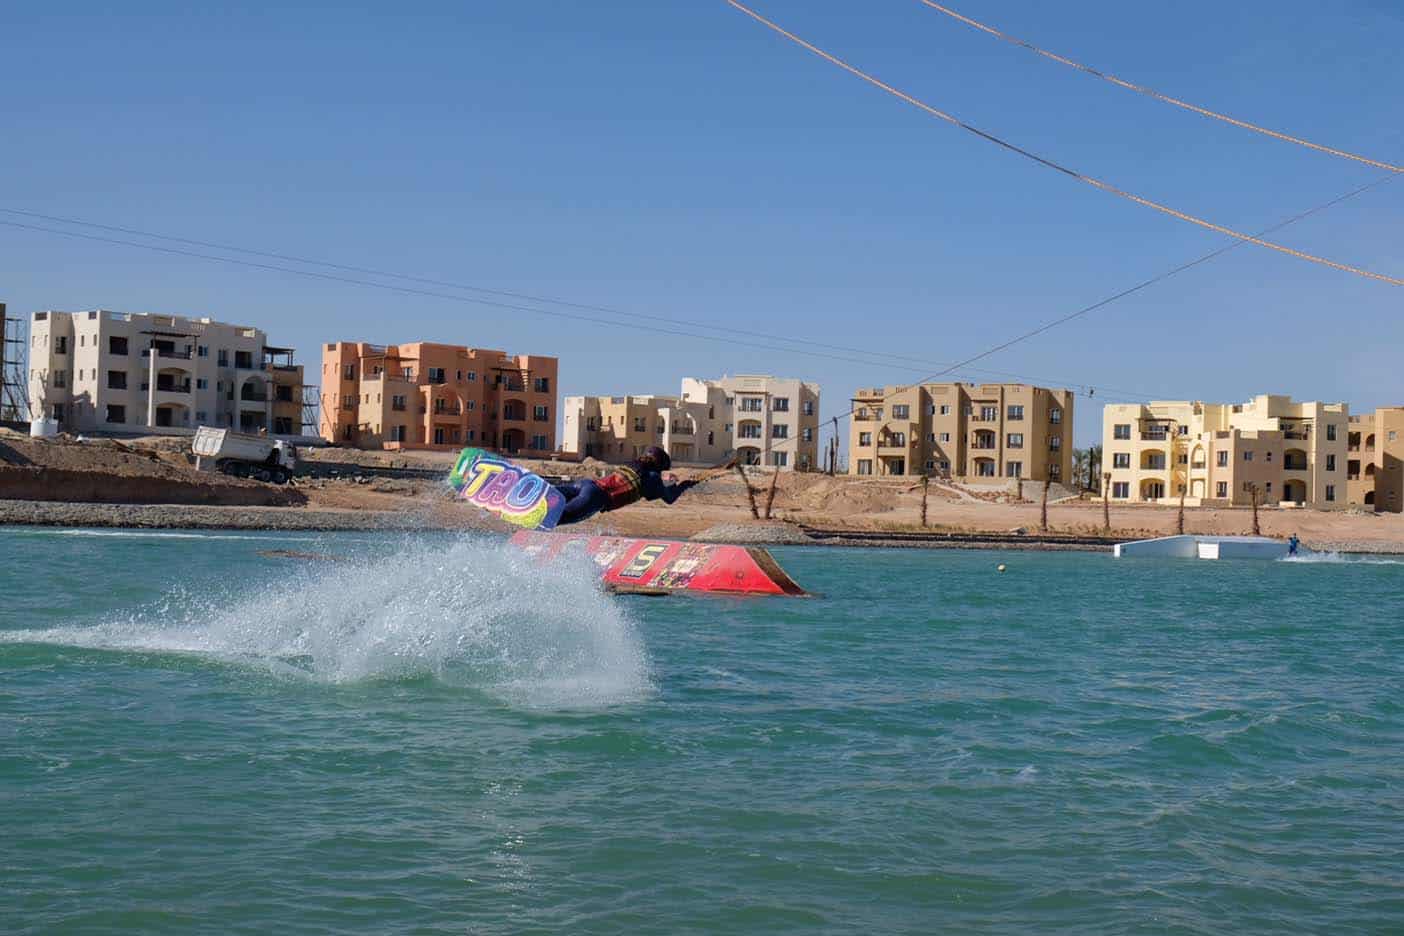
[3,528,1403,934]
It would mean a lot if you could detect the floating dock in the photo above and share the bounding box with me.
[509,530,809,597]
[1113,534,1292,561]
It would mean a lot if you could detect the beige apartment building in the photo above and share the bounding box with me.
[320,341,557,454]
[1101,394,1350,509]
[563,375,821,470]
[1346,407,1404,513]
[848,383,1074,482]
[27,310,304,435]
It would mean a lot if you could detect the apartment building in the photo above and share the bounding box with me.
[563,375,820,470]
[26,310,303,434]
[320,341,558,454]
[1101,394,1350,509]
[1346,407,1404,513]
[848,383,1074,482]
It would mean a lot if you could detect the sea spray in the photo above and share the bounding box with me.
[1,536,653,707]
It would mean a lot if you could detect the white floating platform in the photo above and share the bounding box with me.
[1114,535,1291,561]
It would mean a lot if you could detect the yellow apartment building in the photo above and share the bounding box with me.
[1101,394,1350,508]
[848,383,1074,482]
[1346,407,1404,513]
[563,375,820,470]
[320,341,557,454]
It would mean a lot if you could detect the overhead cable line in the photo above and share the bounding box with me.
[725,0,1403,287]
[0,208,1174,401]
[916,0,1402,174]
[768,171,1397,456]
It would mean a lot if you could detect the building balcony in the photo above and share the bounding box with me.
[433,407,462,418]
[140,382,191,394]
[877,444,910,455]
[141,348,193,360]
[1283,430,1310,441]
[240,391,268,403]
[1284,463,1309,472]
[670,426,694,436]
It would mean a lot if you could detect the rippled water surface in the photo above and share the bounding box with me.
[3,528,1403,934]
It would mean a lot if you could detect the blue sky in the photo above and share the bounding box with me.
[2,0,1399,447]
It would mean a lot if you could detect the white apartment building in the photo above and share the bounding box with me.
[27,310,304,435]
[563,375,821,470]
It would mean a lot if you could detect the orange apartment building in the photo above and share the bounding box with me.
[319,341,558,454]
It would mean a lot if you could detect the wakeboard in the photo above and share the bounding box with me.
[448,447,566,531]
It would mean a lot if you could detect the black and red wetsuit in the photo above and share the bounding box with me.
[555,461,693,526]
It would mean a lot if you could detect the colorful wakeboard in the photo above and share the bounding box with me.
[448,447,566,531]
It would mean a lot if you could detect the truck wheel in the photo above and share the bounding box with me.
[271,468,288,485]
[255,468,273,483]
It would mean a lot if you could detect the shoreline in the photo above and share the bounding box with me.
[4,499,1402,554]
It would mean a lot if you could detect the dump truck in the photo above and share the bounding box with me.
[192,427,299,484]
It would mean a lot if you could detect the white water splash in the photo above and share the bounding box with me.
[1281,551,1404,565]
[1,538,653,708]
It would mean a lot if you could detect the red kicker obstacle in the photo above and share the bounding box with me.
[509,530,809,597]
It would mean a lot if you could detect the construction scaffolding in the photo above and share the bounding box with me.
[301,384,320,438]
[1,302,32,423]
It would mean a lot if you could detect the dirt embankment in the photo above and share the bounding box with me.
[0,432,304,507]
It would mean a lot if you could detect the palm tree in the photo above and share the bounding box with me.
[1086,444,1103,492]
[1072,449,1090,492]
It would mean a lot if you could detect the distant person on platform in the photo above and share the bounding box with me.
[1288,533,1300,557]
[553,446,698,526]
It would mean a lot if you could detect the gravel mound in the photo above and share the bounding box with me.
[690,521,814,545]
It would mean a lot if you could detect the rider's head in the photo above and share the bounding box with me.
[639,445,671,473]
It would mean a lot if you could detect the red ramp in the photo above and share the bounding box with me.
[509,530,809,597]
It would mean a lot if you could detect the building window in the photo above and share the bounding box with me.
[773,397,790,412]
[926,460,936,471]
[1243,451,1254,462]
[939,460,950,473]
[428,367,446,384]
[1112,452,1130,468]
[531,434,549,450]
[109,336,129,356]
[1386,431,1398,442]
[1326,484,1336,502]
[388,425,406,442]
[533,405,549,422]
[858,432,872,445]
[802,401,814,416]
[980,406,998,421]
[939,405,951,416]
[891,404,908,419]
[772,424,789,439]
[1007,433,1024,448]
[857,459,873,475]
[1113,424,1131,440]
[1050,436,1061,450]
[198,345,209,358]
[1216,481,1228,498]
[52,370,67,389]
[1326,454,1336,471]
[342,364,355,380]
[106,404,126,424]
[1007,405,1024,421]
[434,428,447,445]
[235,351,253,369]
[1326,424,1337,442]
[533,377,550,393]
[1006,461,1022,478]
[740,397,764,412]
[1217,450,1229,467]
[107,370,127,390]
[467,371,477,381]
[772,451,789,467]
[801,427,813,442]
[54,336,68,354]
[585,417,597,431]
[939,432,950,443]
[218,349,230,366]
[633,417,647,432]
[196,378,208,390]
[343,398,354,411]
[1265,451,1273,463]
[1049,464,1061,479]
[1049,408,1062,424]
[888,431,905,446]
[738,423,762,439]
[1112,482,1130,499]
[467,401,476,411]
